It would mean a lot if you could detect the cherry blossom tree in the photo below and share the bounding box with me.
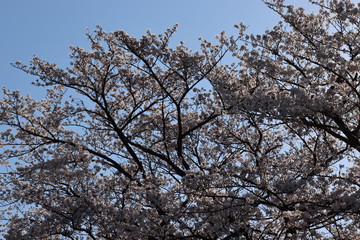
[0,0,359,239]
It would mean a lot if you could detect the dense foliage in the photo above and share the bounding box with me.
[1,0,359,239]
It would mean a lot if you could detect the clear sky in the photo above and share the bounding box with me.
[0,0,282,95]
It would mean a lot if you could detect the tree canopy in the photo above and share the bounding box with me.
[1,0,359,239]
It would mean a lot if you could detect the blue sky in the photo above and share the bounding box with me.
[0,0,282,94]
